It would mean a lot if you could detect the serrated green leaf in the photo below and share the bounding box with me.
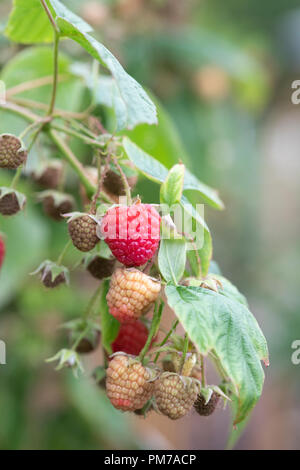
[55,18,157,130]
[160,163,185,207]
[165,284,268,425]
[184,169,224,210]
[99,279,119,354]
[123,137,223,209]
[123,136,168,182]
[48,0,92,34]
[158,238,186,284]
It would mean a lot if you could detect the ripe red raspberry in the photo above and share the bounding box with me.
[0,134,27,169]
[68,214,100,252]
[107,268,161,323]
[106,354,155,411]
[0,235,5,269]
[101,202,160,266]
[154,373,199,420]
[112,320,154,355]
[194,391,220,416]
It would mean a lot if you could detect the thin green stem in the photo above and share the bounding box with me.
[200,355,206,387]
[18,121,40,140]
[153,319,179,363]
[10,166,22,189]
[51,123,106,149]
[84,284,103,320]
[40,0,60,34]
[71,325,89,352]
[180,332,189,374]
[48,33,59,115]
[0,101,37,123]
[139,300,164,365]
[49,129,95,197]
[57,239,72,265]
[112,156,132,205]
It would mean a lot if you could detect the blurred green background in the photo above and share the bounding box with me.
[0,0,300,450]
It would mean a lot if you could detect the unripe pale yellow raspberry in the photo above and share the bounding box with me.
[107,268,161,323]
[106,354,155,411]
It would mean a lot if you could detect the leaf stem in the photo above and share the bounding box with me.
[51,123,106,149]
[84,284,103,320]
[180,332,189,374]
[153,319,179,363]
[57,239,72,265]
[48,129,96,199]
[48,33,60,115]
[139,300,164,364]
[40,0,60,34]
[200,355,206,387]
[10,166,22,189]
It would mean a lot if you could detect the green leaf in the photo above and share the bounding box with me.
[187,228,212,279]
[123,137,223,208]
[48,0,92,34]
[123,136,168,183]
[160,163,185,207]
[5,0,54,44]
[184,169,224,210]
[99,279,119,354]
[55,17,157,130]
[158,238,186,284]
[180,195,212,277]
[122,92,191,168]
[5,0,92,44]
[165,284,269,425]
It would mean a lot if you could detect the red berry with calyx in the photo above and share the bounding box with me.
[101,202,160,267]
[112,320,155,356]
[0,235,5,269]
